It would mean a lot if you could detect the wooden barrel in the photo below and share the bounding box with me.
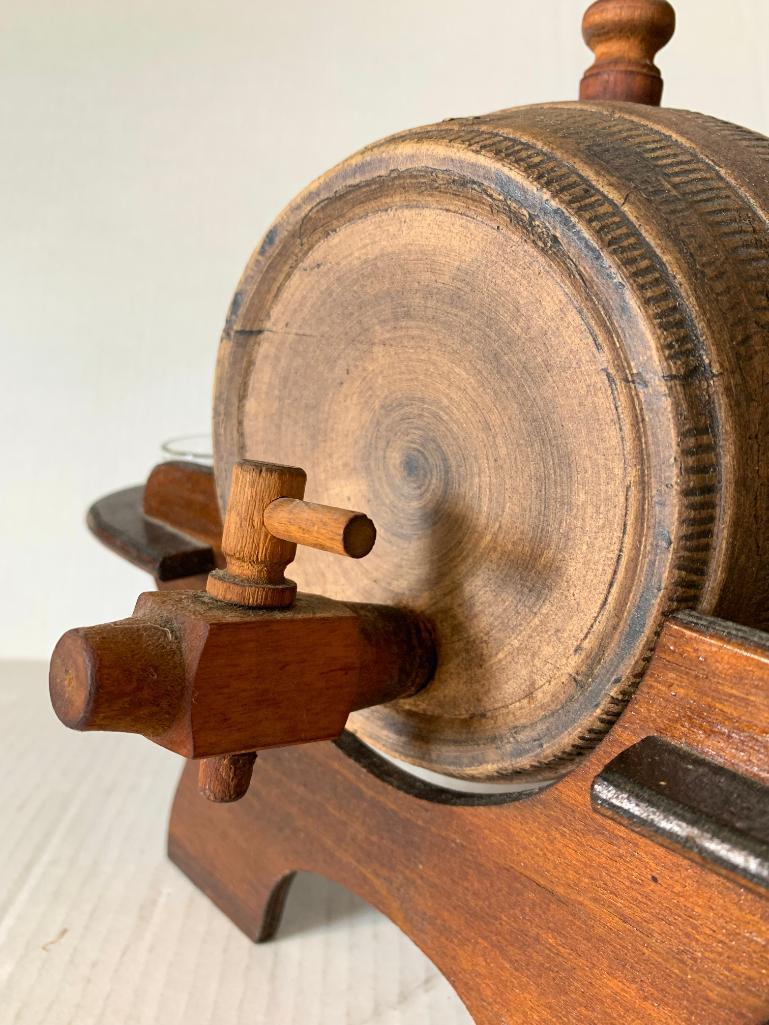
[213,101,769,783]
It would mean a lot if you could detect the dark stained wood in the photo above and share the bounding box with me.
[592,735,769,894]
[50,589,435,760]
[68,457,398,801]
[87,485,215,583]
[168,611,769,1025]
[87,462,222,591]
[213,100,769,784]
[156,573,210,592]
[144,460,223,550]
[580,0,675,104]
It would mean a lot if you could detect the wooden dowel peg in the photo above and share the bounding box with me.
[264,498,376,559]
[199,752,257,803]
[579,0,676,106]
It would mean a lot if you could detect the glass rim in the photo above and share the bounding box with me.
[160,433,213,463]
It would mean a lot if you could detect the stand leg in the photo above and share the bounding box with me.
[168,612,769,1025]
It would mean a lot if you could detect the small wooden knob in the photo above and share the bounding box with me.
[579,0,675,106]
[198,752,257,802]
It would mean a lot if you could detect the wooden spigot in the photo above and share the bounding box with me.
[200,460,377,800]
[50,461,433,804]
[579,0,676,106]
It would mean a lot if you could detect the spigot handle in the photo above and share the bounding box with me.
[264,498,375,559]
[206,460,376,609]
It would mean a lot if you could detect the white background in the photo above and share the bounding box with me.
[2,0,769,659]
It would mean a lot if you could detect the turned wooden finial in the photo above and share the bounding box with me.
[580,0,675,106]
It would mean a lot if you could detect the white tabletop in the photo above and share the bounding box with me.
[0,660,472,1025]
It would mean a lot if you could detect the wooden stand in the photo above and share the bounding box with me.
[168,612,769,1024]
[53,4,769,1021]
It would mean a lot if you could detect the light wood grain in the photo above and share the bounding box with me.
[264,498,376,559]
[0,660,471,1025]
[214,100,769,784]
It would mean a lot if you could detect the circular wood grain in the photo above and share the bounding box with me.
[213,102,769,783]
